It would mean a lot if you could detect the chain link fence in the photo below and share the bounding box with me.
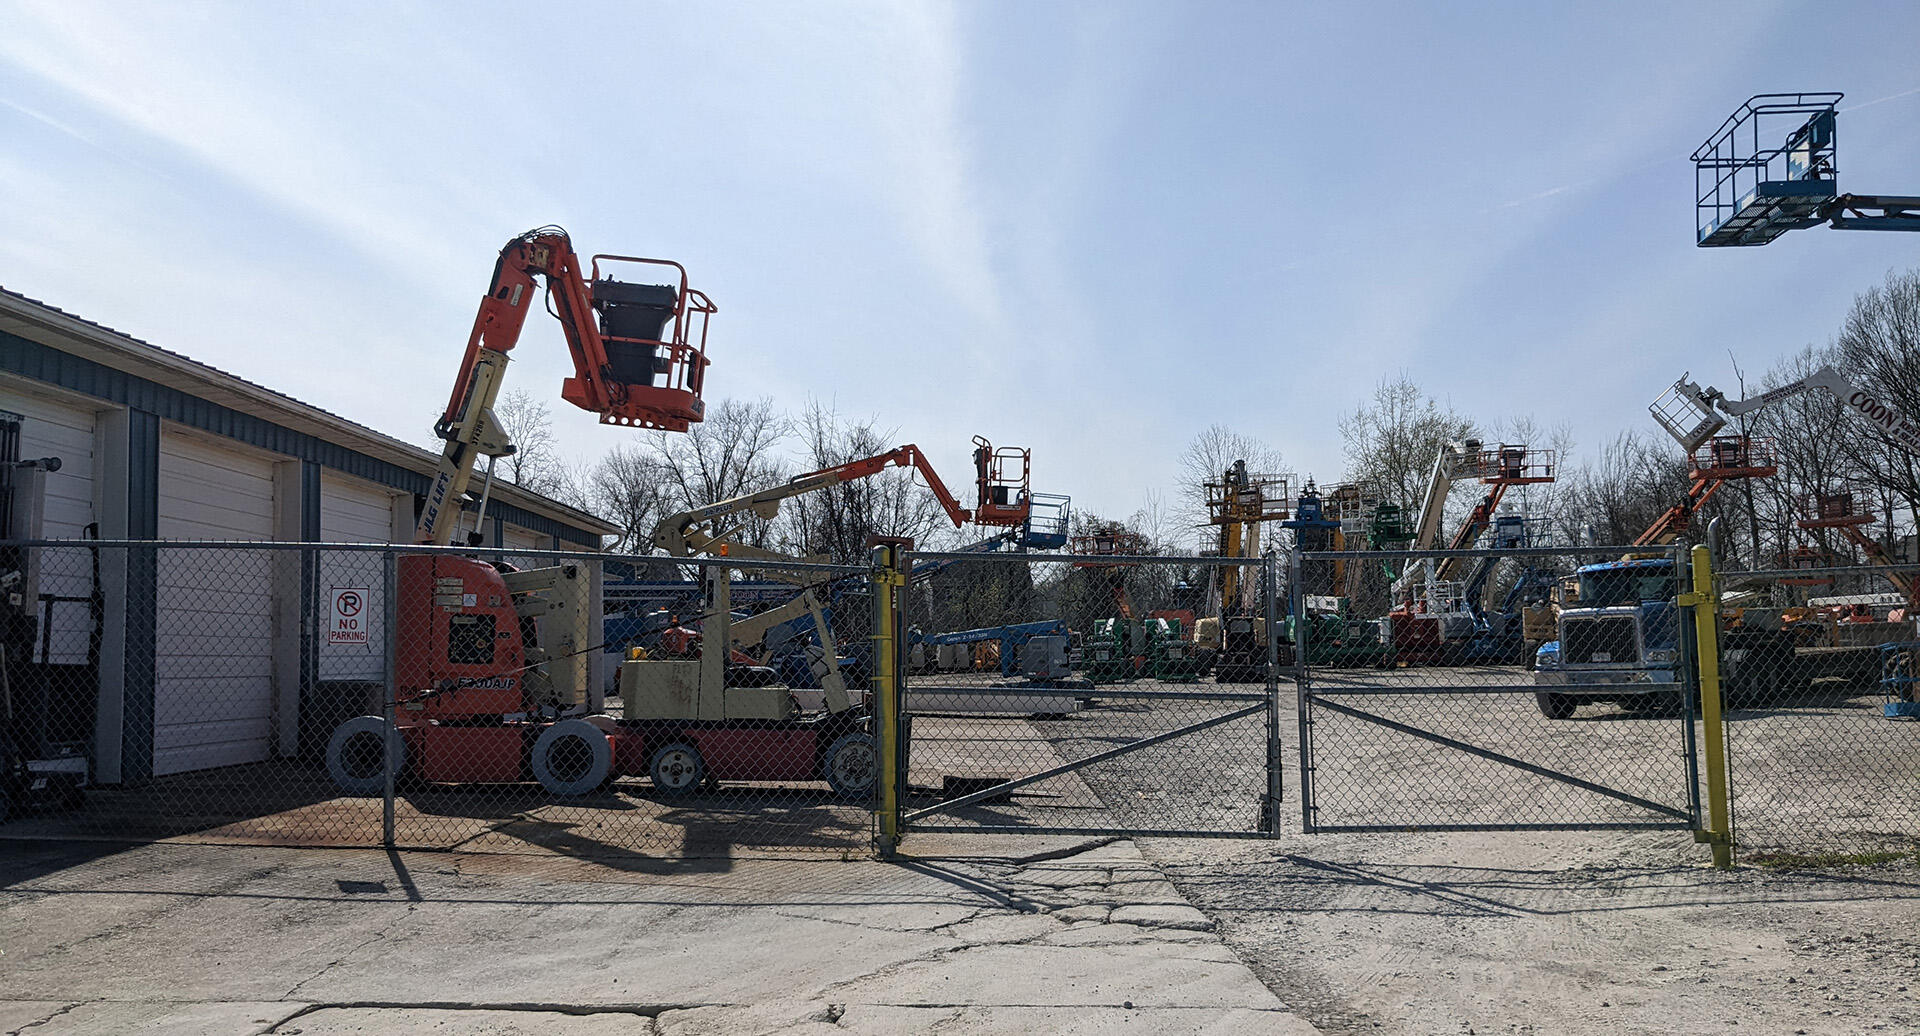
[1716,561,1920,860]
[1,541,880,858]
[1295,545,1701,832]
[896,552,1282,838]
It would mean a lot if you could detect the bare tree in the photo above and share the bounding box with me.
[645,396,789,548]
[1338,374,1476,518]
[493,389,561,493]
[1555,430,1698,548]
[572,443,673,554]
[778,401,955,564]
[1836,267,1920,534]
[1176,425,1286,546]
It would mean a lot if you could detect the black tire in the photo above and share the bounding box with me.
[648,741,705,797]
[1535,692,1577,720]
[324,716,407,796]
[822,732,878,801]
[531,719,614,797]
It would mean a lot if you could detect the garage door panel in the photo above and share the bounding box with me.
[319,475,396,682]
[155,677,274,725]
[0,386,96,540]
[154,429,276,776]
[0,387,99,666]
[153,719,271,775]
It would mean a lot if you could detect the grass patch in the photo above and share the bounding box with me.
[1744,847,1918,870]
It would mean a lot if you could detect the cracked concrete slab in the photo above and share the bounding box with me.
[657,1003,1319,1035]
[282,1006,645,1034]
[3,1000,306,1034]
[3,838,1319,1034]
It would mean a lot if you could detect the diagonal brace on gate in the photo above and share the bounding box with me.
[904,703,1266,822]
[1308,696,1691,823]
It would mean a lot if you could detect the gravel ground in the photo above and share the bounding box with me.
[905,665,1920,1034]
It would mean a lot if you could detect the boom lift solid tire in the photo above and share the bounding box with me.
[325,716,408,796]
[531,719,614,797]
[822,732,879,801]
[648,741,705,797]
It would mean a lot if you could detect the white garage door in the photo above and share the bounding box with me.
[0,382,98,665]
[154,428,277,775]
[317,473,395,682]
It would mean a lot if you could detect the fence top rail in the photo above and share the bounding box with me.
[0,539,869,575]
[905,550,1265,566]
[1300,545,1667,561]
[1722,563,1920,583]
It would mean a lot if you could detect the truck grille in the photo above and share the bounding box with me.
[1563,616,1637,665]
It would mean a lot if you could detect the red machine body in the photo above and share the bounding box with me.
[395,554,527,720]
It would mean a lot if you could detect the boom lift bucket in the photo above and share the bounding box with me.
[585,255,715,429]
[971,436,1033,527]
[1650,375,1729,454]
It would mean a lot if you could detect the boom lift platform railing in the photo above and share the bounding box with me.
[1694,92,1920,247]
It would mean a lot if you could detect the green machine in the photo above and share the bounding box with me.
[1083,618,1134,684]
[1284,596,1389,668]
[1146,617,1202,682]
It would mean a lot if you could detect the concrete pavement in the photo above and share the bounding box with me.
[1,836,1321,1034]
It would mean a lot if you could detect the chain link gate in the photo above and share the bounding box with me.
[1293,544,1703,833]
[891,551,1284,840]
[1716,559,1920,860]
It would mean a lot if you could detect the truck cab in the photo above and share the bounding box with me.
[1531,558,1686,718]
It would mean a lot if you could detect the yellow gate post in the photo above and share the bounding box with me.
[870,543,907,856]
[1683,543,1735,869]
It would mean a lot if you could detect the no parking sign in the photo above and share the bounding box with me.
[327,587,371,645]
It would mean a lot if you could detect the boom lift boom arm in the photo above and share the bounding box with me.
[419,227,715,545]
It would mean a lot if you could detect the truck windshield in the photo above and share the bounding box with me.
[1578,568,1674,607]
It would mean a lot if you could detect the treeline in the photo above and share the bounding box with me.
[496,268,1920,575]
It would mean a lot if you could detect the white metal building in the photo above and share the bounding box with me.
[0,288,617,784]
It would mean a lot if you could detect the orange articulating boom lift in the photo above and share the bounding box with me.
[324,227,720,798]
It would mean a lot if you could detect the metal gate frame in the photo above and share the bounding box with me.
[1292,544,1704,835]
[888,550,1287,842]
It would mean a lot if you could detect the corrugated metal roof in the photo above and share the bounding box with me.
[0,285,618,538]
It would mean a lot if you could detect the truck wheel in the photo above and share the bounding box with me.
[648,741,705,797]
[1535,693,1577,720]
[531,719,613,797]
[822,732,878,801]
[325,716,407,796]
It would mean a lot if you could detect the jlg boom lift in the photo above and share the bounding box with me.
[627,440,1035,796]
[324,227,717,797]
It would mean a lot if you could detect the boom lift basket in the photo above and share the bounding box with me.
[971,437,1033,527]
[1799,490,1875,529]
[1650,376,1729,454]
[1023,493,1072,549]
[588,255,715,429]
[1205,473,1291,525]
[1693,94,1842,247]
[1070,531,1148,567]
[1691,435,1777,479]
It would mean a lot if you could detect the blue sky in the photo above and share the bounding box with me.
[3,0,1918,526]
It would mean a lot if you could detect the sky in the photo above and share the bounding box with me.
[2,0,1919,531]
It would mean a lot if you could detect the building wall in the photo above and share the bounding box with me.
[0,320,612,783]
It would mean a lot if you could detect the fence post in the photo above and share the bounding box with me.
[382,549,397,849]
[870,543,907,856]
[1261,552,1282,835]
[1289,548,1313,834]
[1684,543,1734,869]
